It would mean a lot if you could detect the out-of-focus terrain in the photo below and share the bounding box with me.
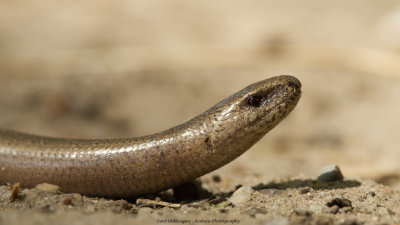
[1,1,400,224]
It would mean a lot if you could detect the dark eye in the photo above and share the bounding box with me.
[247,96,263,107]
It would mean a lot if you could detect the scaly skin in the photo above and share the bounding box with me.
[0,75,301,197]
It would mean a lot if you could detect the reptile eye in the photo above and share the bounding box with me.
[247,96,263,107]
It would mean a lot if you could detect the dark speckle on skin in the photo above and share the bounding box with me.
[159,151,165,161]
[205,137,212,149]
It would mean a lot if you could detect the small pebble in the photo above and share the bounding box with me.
[72,193,83,202]
[212,175,221,182]
[62,197,73,205]
[329,205,340,214]
[218,208,229,213]
[327,197,352,208]
[229,186,255,206]
[300,187,312,194]
[317,164,344,182]
[201,202,211,210]
[110,199,132,213]
[36,183,60,193]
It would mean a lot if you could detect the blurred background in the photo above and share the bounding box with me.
[1,0,400,190]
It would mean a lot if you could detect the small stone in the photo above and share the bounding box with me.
[72,193,83,202]
[201,202,211,210]
[300,187,312,194]
[62,197,73,205]
[218,208,229,213]
[317,164,344,182]
[212,175,221,182]
[329,205,339,214]
[229,186,255,206]
[327,197,352,208]
[36,183,60,193]
[110,199,132,213]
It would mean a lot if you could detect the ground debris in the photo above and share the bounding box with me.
[35,183,61,193]
[9,183,21,201]
[136,198,181,209]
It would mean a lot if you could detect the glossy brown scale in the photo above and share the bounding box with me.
[0,75,301,197]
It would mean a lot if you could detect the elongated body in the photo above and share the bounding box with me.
[0,75,301,197]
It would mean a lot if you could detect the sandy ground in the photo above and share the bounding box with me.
[1,1,400,224]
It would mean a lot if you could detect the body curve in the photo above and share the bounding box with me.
[0,75,301,197]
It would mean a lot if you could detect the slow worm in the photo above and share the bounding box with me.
[0,75,301,197]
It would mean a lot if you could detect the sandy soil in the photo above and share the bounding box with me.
[1,1,400,224]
